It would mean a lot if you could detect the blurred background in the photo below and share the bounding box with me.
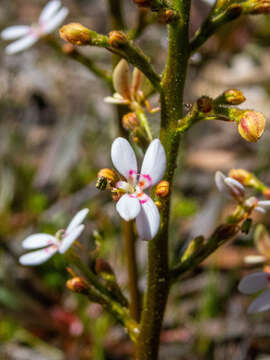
[1,0,270,359]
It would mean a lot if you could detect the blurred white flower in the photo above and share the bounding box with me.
[215,170,246,202]
[238,271,270,313]
[1,0,68,54]
[19,208,89,266]
[111,137,166,240]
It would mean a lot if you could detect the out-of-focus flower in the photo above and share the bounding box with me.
[244,224,270,265]
[215,170,246,202]
[238,271,270,313]
[111,137,166,240]
[104,59,151,107]
[19,209,89,266]
[215,171,270,212]
[1,0,68,54]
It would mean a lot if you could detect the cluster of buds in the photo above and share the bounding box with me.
[104,59,154,111]
[215,171,270,219]
[212,89,266,143]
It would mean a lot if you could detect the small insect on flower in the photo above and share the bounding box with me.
[111,137,166,240]
[238,271,270,313]
[1,0,69,54]
[19,209,89,266]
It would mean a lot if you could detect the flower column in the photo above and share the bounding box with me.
[135,0,191,359]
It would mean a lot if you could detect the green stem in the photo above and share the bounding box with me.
[107,0,126,30]
[44,36,113,88]
[136,109,153,142]
[135,1,191,359]
[169,223,239,283]
[122,220,141,322]
[83,279,140,341]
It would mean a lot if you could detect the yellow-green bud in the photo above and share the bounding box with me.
[59,23,91,46]
[66,277,88,293]
[228,169,252,186]
[223,89,246,105]
[108,31,128,47]
[250,1,270,14]
[263,188,270,200]
[238,110,266,142]
[122,112,139,131]
[155,180,170,198]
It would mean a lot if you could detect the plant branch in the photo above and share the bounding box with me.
[135,1,191,359]
[169,223,240,283]
[44,35,113,88]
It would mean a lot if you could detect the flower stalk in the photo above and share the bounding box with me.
[135,1,191,358]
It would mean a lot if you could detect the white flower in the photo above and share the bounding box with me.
[1,0,69,54]
[215,171,270,215]
[215,171,246,201]
[238,271,270,313]
[19,208,89,266]
[111,137,166,240]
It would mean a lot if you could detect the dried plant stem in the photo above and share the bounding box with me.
[122,220,141,322]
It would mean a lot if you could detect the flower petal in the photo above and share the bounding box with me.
[135,196,160,240]
[111,137,137,179]
[22,233,57,249]
[140,139,166,188]
[257,200,270,210]
[42,7,69,34]
[215,171,227,194]
[39,0,61,23]
[112,59,131,99]
[238,272,269,294]
[116,194,141,221]
[224,177,245,198]
[19,246,57,266]
[255,206,266,214]
[104,96,126,104]
[58,224,85,253]
[5,34,38,54]
[248,289,270,314]
[244,255,266,265]
[66,208,89,234]
[1,26,30,40]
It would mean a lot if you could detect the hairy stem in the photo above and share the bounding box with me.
[122,220,141,322]
[135,1,191,359]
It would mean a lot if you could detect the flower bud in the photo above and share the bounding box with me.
[228,169,252,186]
[158,9,179,24]
[155,200,162,210]
[97,168,118,187]
[250,1,270,14]
[263,188,270,200]
[60,23,91,46]
[109,31,128,47]
[223,89,246,105]
[155,180,170,198]
[122,112,139,131]
[238,110,266,142]
[66,277,88,294]
[197,96,213,113]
